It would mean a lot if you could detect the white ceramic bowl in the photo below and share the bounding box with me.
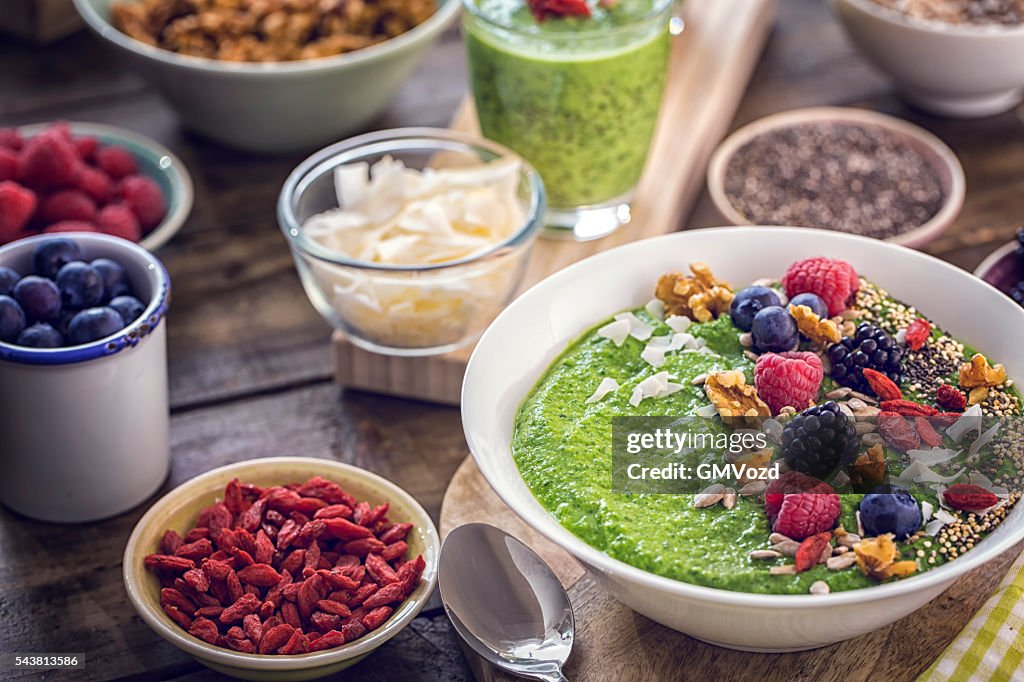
[73,0,461,152]
[707,107,966,249]
[461,226,1024,652]
[124,457,440,680]
[0,232,171,522]
[831,0,1024,117]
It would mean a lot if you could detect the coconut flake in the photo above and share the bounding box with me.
[924,519,945,536]
[907,448,961,467]
[921,500,934,523]
[641,345,667,368]
[947,404,983,444]
[615,312,654,341]
[666,315,692,333]
[644,298,666,321]
[629,386,644,407]
[585,378,619,404]
[934,508,958,525]
[598,319,631,347]
[696,403,719,418]
[968,422,1000,460]
[897,460,965,484]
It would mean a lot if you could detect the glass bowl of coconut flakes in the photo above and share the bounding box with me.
[278,128,545,356]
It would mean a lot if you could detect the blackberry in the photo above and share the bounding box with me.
[827,322,903,394]
[779,401,859,480]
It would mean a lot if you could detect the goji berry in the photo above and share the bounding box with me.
[915,417,943,448]
[316,599,352,617]
[378,523,413,545]
[380,541,408,562]
[322,517,374,541]
[944,484,999,512]
[159,529,184,555]
[220,593,260,624]
[877,412,921,451]
[365,553,400,585]
[342,537,386,557]
[237,563,281,587]
[341,620,366,643]
[188,617,220,644]
[861,368,903,401]
[904,318,932,351]
[144,554,195,573]
[257,624,294,654]
[936,384,967,412]
[880,400,938,417]
[242,613,263,644]
[313,504,353,520]
[362,582,405,609]
[794,532,832,572]
[163,604,193,629]
[279,628,309,654]
[310,611,342,633]
[361,606,393,631]
[309,630,345,652]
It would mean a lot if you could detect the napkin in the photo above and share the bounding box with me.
[918,550,1024,681]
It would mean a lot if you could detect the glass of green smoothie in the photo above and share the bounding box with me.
[462,0,675,240]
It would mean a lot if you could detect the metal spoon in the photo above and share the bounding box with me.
[439,523,574,682]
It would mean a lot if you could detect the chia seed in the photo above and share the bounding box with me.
[872,0,1024,26]
[724,122,946,239]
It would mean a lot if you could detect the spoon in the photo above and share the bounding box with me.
[439,523,574,682]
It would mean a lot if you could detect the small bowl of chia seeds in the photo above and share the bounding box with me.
[707,107,966,248]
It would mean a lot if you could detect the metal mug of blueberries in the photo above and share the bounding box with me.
[0,233,171,523]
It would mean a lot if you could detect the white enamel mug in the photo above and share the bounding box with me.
[0,233,171,523]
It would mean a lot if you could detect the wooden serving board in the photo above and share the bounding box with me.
[333,0,776,404]
[439,456,1024,682]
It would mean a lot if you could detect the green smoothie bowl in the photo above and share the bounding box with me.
[123,457,439,680]
[462,227,1024,651]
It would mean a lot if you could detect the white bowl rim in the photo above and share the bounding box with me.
[122,456,441,671]
[17,120,193,252]
[706,107,966,249]
[73,0,462,76]
[836,0,1024,36]
[462,225,1024,609]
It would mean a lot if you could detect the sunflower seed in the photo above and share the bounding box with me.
[809,580,831,595]
[855,421,876,434]
[769,532,793,545]
[841,309,864,320]
[847,398,866,411]
[849,391,878,405]
[827,554,856,570]
[722,488,737,510]
[739,333,753,348]
[749,549,781,560]
[856,511,865,537]
[770,564,797,576]
[832,545,849,555]
[771,540,801,557]
[838,533,861,548]
[861,433,884,447]
[826,387,853,400]
[744,350,760,362]
[691,373,708,386]
[853,405,881,422]
[763,418,783,444]
[739,480,767,496]
[694,484,726,508]
[838,402,855,419]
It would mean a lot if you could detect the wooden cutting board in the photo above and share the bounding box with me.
[439,456,1023,682]
[333,0,776,404]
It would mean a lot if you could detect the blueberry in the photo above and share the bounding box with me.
[751,306,798,353]
[56,261,105,310]
[109,295,145,324]
[67,307,125,345]
[729,286,782,332]
[789,293,828,320]
[16,323,63,348]
[859,488,922,540]
[91,258,132,301]
[0,295,26,342]
[0,266,19,296]
[13,276,61,322]
[33,238,84,279]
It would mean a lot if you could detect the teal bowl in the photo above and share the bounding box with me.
[18,121,193,251]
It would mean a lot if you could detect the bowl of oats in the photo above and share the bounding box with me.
[832,0,1024,117]
[73,0,461,152]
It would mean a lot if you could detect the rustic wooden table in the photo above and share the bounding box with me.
[1,1,1022,680]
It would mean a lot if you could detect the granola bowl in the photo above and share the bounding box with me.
[831,0,1024,117]
[462,226,1024,651]
[72,0,461,152]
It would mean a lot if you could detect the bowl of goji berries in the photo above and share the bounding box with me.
[123,457,439,680]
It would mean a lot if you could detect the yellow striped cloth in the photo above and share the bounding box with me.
[918,550,1024,682]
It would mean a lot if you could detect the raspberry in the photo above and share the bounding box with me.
[118,175,166,230]
[97,204,142,241]
[77,166,114,204]
[0,181,38,242]
[0,128,23,151]
[96,146,139,180]
[754,351,823,415]
[766,473,841,541]
[39,189,97,224]
[18,130,82,190]
[0,148,18,182]
[782,257,859,317]
[43,221,99,234]
[75,136,99,162]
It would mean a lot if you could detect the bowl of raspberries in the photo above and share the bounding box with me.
[123,457,439,680]
[0,121,192,250]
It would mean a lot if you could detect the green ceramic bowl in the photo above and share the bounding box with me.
[123,457,440,681]
[18,121,193,251]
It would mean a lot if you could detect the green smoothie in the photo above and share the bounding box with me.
[462,0,671,208]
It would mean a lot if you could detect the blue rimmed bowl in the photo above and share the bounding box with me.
[0,232,172,522]
[18,121,193,251]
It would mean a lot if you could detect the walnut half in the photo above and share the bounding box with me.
[655,262,734,322]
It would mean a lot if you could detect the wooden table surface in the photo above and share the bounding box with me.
[1,1,1022,680]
